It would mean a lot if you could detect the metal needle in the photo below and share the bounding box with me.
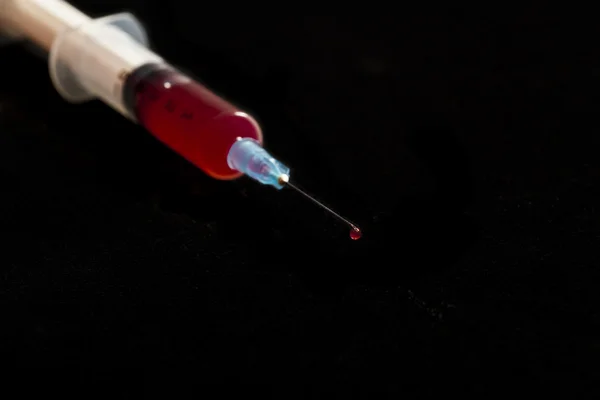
[282,177,360,234]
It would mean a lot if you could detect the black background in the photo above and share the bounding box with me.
[2,1,600,395]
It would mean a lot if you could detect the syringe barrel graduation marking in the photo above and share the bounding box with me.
[122,63,264,180]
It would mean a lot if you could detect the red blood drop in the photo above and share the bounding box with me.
[349,227,362,240]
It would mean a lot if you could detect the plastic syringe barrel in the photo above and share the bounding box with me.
[0,0,90,49]
[0,0,164,119]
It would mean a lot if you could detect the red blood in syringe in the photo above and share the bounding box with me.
[123,63,263,180]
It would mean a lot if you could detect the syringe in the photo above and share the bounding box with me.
[0,0,361,239]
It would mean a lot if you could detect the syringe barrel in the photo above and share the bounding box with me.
[0,0,163,119]
[47,12,163,118]
[0,0,90,49]
[122,63,264,180]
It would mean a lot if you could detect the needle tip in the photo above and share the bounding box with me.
[286,179,360,240]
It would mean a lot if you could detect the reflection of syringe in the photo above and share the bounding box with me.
[0,0,361,239]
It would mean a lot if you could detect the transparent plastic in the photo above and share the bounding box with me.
[227,138,290,189]
[0,0,90,50]
[48,12,162,118]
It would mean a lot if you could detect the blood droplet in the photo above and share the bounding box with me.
[349,226,362,240]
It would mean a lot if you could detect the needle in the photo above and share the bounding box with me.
[279,174,362,240]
